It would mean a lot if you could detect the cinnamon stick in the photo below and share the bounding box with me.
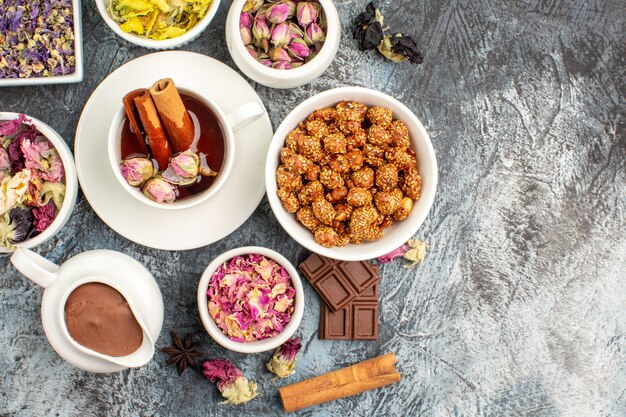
[278,352,401,413]
[149,78,194,153]
[122,89,149,155]
[134,90,172,169]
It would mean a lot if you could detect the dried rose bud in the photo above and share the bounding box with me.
[242,0,263,13]
[269,47,292,62]
[304,22,325,46]
[240,25,253,45]
[258,57,272,66]
[291,62,303,68]
[170,150,200,179]
[271,22,291,47]
[143,177,176,203]
[287,38,310,60]
[246,46,257,59]
[272,61,293,70]
[266,337,302,379]
[296,2,317,27]
[120,157,155,187]
[252,15,271,42]
[202,360,258,405]
[289,22,304,40]
[240,12,252,28]
[267,1,295,24]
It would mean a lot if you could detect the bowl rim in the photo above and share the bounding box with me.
[197,246,304,353]
[265,86,439,261]
[107,86,235,211]
[95,0,221,49]
[227,0,340,80]
[0,112,78,252]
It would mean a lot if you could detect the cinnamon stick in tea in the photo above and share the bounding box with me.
[122,90,149,156]
[279,352,401,413]
[149,78,194,153]
[134,90,172,169]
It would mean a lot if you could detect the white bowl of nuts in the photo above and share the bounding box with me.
[265,87,438,261]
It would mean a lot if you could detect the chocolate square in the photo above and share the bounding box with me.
[338,261,379,293]
[352,302,379,340]
[319,302,351,340]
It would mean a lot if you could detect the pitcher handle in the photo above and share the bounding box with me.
[11,248,59,288]
[227,101,265,132]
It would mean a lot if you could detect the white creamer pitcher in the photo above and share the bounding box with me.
[11,248,164,373]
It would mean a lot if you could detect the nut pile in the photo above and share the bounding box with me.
[275,101,422,248]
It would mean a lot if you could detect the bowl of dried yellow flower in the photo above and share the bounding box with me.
[95,0,220,49]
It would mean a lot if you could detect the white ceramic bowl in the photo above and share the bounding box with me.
[0,0,83,87]
[225,0,340,89]
[197,246,304,353]
[108,87,234,211]
[95,0,221,49]
[265,87,439,261]
[0,112,78,253]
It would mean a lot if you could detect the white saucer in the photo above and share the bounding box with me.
[75,51,273,250]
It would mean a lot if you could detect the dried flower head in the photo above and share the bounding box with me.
[266,336,302,379]
[202,359,258,405]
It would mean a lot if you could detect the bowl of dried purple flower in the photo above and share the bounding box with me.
[0,113,78,252]
[225,0,340,89]
[197,246,304,353]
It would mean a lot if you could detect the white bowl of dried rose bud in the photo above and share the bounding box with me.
[197,246,304,353]
[225,0,340,89]
[265,87,438,262]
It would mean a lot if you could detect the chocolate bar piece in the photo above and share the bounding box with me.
[300,254,380,312]
[319,286,380,340]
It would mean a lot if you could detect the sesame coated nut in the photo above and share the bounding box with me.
[319,166,345,189]
[346,187,373,207]
[376,164,399,191]
[298,180,324,205]
[308,107,337,123]
[368,125,393,147]
[285,128,304,151]
[306,120,330,139]
[367,106,393,127]
[345,149,365,170]
[314,226,339,247]
[329,154,351,173]
[346,128,367,149]
[393,197,413,221]
[401,167,423,199]
[388,120,411,147]
[312,196,336,225]
[363,143,386,167]
[352,166,375,188]
[323,133,347,154]
[277,189,299,213]
[333,203,353,222]
[297,135,325,163]
[304,164,320,181]
[326,186,348,203]
[296,206,320,231]
[374,189,402,215]
[276,165,302,192]
[385,146,417,170]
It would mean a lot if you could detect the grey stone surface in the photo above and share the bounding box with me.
[1,0,625,416]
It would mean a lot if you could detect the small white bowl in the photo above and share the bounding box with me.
[197,246,304,353]
[95,0,221,49]
[0,0,83,87]
[0,113,78,253]
[225,0,341,89]
[265,87,439,261]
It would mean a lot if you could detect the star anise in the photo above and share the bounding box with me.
[162,331,203,375]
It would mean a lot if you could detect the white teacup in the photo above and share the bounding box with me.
[108,87,265,210]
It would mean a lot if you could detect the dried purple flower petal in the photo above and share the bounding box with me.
[390,34,423,64]
[32,201,56,233]
[353,2,384,52]
[8,206,33,242]
[377,243,410,263]
[266,336,302,379]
